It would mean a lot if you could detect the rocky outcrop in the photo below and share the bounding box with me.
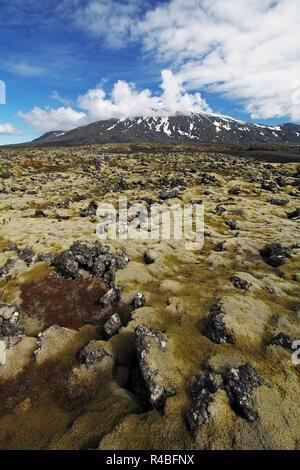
[58,241,130,286]
[135,324,176,410]
[185,364,268,432]
[185,370,223,431]
[259,243,292,267]
[204,304,234,344]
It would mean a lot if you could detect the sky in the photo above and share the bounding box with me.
[0,0,299,145]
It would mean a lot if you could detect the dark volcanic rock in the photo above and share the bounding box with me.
[225,219,239,230]
[3,244,19,253]
[223,364,266,422]
[19,247,34,265]
[185,370,223,432]
[98,286,122,308]
[230,276,251,291]
[0,259,16,277]
[115,249,131,269]
[132,292,146,310]
[0,308,24,344]
[215,205,226,215]
[58,249,80,279]
[103,313,121,337]
[58,241,129,286]
[78,340,109,367]
[270,332,294,351]
[268,197,289,206]
[1,170,12,179]
[228,187,241,195]
[80,200,98,217]
[261,181,278,192]
[135,324,176,410]
[32,253,55,265]
[288,207,300,219]
[159,188,179,200]
[35,209,46,217]
[204,305,234,344]
[260,243,292,267]
[144,249,158,265]
[185,364,267,432]
[57,197,72,209]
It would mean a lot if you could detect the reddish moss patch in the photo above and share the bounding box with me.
[20,277,113,329]
[0,357,97,425]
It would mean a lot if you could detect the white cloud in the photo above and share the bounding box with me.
[50,90,72,107]
[17,106,86,134]
[73,0,143,48]
[4,62,45,77]
[73,0,300,122]
[18,69,211,134]
[0,123,24,135]
[137,0,300,121]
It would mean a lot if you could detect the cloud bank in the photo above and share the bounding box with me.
[17,0,300,134]
[18,69,211,134]
[74,0,300,122]
[0,123,24,135]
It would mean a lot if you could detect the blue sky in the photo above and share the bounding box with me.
[0,0,299,145]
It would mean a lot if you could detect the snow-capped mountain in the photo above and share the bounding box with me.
[31,113,300,146]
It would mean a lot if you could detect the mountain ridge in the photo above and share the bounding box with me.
[24,113,300,147]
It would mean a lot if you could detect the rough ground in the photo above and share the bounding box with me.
[0,142,299,450]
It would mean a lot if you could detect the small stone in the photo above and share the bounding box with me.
[58,249,79,279]
[80,200,98,217]
[288,207,300,219]
[19,247,34,266]
[32,253,55,265]
[260,243,292,268]
[230,276,251,291]
[103,313,121,337]
[270,333,294,351]
[0,259,16,277]
[225,219,238,230]
[159,188,179,200]
[144,249,158,265]
[78,340,109,367]
[228,187,241,195]
[98,286,122,308]
[132,292,146,310]
[1,170,12,179]
[3,244,19,253]
[185,370,223,432]
[268,198,289,206]
[35,209,46,217]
